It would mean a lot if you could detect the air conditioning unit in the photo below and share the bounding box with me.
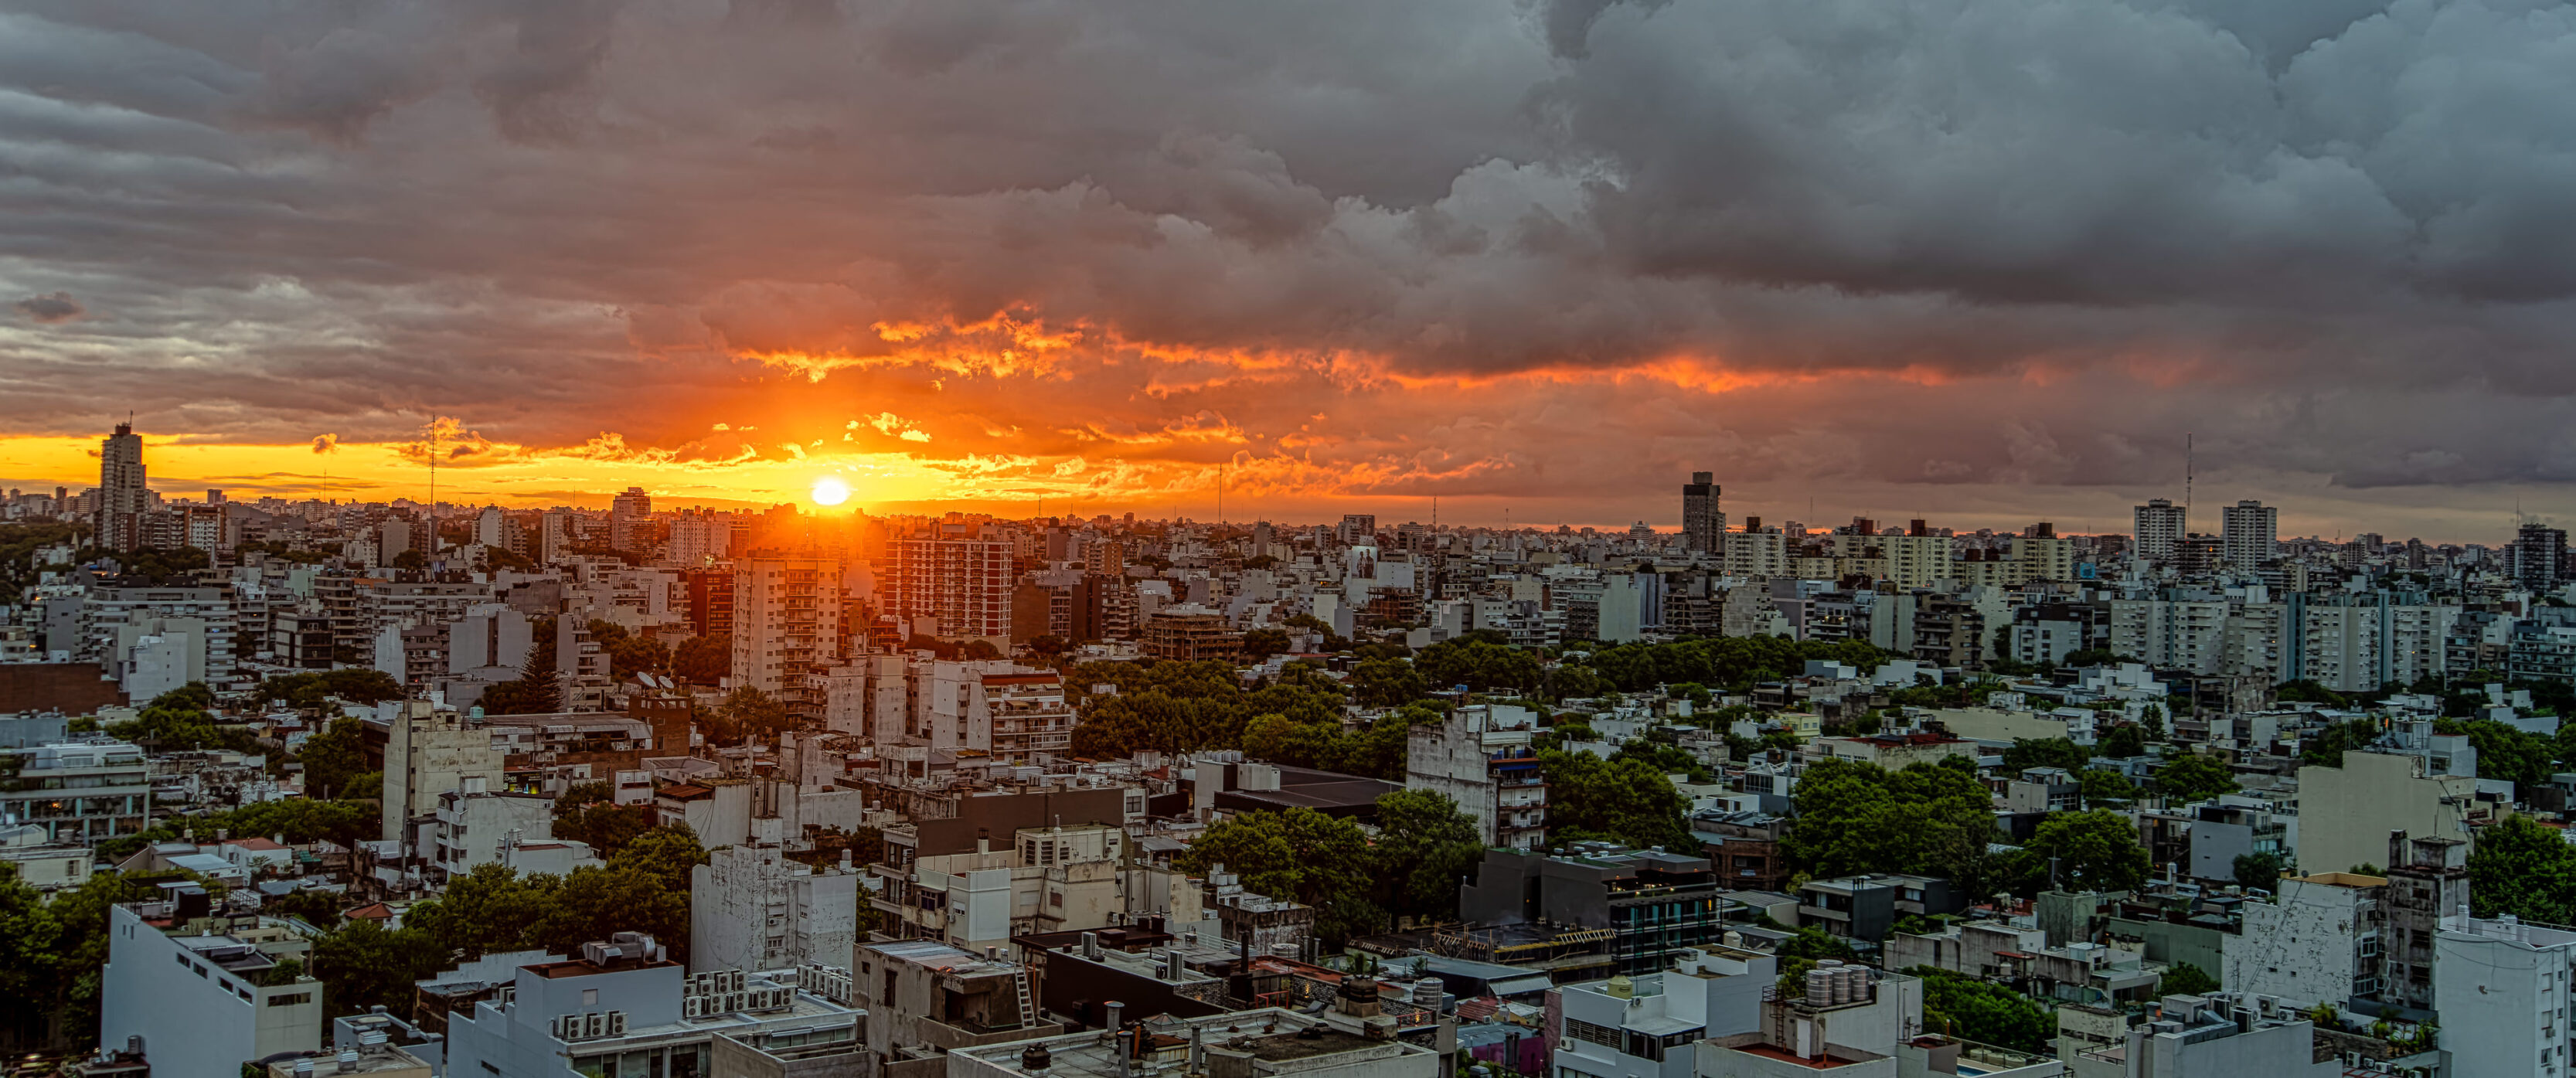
[682,997,704,1019]
[607,1012,627,1036]
[584,1013,606,1039]
[553,1015,580,1040]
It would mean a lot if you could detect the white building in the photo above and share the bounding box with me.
[2225,873,2386,1007]
[2220,500,2278,568]
[444,933,864,1078]
[422,783,601,883]
[2133,498,2187,563]
[101,899,325,1078]
[1554,946,1775,1078]
[689,842,862,975]
[2067,991,2336,1076]
[1405,703,1545,850]
[2434,913,2576,1078]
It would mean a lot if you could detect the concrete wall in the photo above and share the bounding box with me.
[2295,752,2477,876]
[2226,879,2377,1007]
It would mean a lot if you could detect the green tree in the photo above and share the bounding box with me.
[673,632,731,685]
[45,872,158,1046]
[309,921,450,1017]
[2000,738,2090,774]
[718,686,796,742]
[2155,752,2239,804]
[2077,768,2139,808]
[555,801,656,858]
[539,864,693,964]
[588,620,672,680]
[2156,962,2220,997]
[1412,639,1543,693]
[264,889,345,930]
[0,865,61,1041]
[2467,814,2576,924]
[1176,808,1383,941]
[1241,628,1289,660]
[298,717,372,799]
[609,825,710,892]
[2437,719,2554,790]
[1785,759,2000,885]
[1910,967,2055,1053]
[2016,810,2150,894]
[256,669,405,710]
[1350,658,1428,707]
[2233,852,2292,893]
[1369,790,1486,922]
[480,639,563,714]
[403,863,557,958]
[2301,718,2386,768]
[1541,750,1694,850]
[2096,723,2150,760]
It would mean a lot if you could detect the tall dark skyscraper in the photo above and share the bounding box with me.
[1683,471,1722,554]
[96,422,146,553]
[2511,522,2569,592]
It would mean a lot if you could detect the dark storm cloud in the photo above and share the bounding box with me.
[12,292,83,323]
[2,0,2574,505]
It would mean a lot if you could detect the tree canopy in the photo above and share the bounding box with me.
[1541,750,1693,851]
[1999,737,2089,774]
[1177,807,1382,941]
[1910,967,2055,1053]
[1785,759,2001,886]
[2467,814,2576,925]
[256,669,406,710]
[1069,660,1345,757]
[673,632,730,685]
[2154,752,2240,804]
[2006,809,2150,895]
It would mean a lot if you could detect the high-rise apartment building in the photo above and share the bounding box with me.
[2510,522,2569,592]
[2220,499,2278,568]
[666,508,731,565]
[96,422,147,553]
[475,505,506,549]
[733,556,842,714]
[610,487,654,552]
[2132,497,2186,562]
[540,510,573,565]
[890,534,1012,642]
[1338,513,1376,545]
[1681,471,1723,554]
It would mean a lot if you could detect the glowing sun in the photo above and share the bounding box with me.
[809,475,850,506]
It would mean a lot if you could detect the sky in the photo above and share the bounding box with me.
[4,0,2575,542]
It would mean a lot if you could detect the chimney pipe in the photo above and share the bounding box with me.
[1106,1001,1128,1078]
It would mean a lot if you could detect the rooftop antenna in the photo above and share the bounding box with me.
[2184,431,2193,519]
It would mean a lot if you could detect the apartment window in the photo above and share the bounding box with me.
[1564,1019,1621,1048]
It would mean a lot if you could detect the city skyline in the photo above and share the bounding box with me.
[10,417,2565,545]
[9,3,2576,543]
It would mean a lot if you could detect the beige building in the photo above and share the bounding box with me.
[2295,750,2479,876]
[379,700,505,842]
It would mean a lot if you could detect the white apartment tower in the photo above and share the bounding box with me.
[733,556,842,715]
[890,532,1012,643]
[2222,499,2278,567]
[2133,497,2187,562]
